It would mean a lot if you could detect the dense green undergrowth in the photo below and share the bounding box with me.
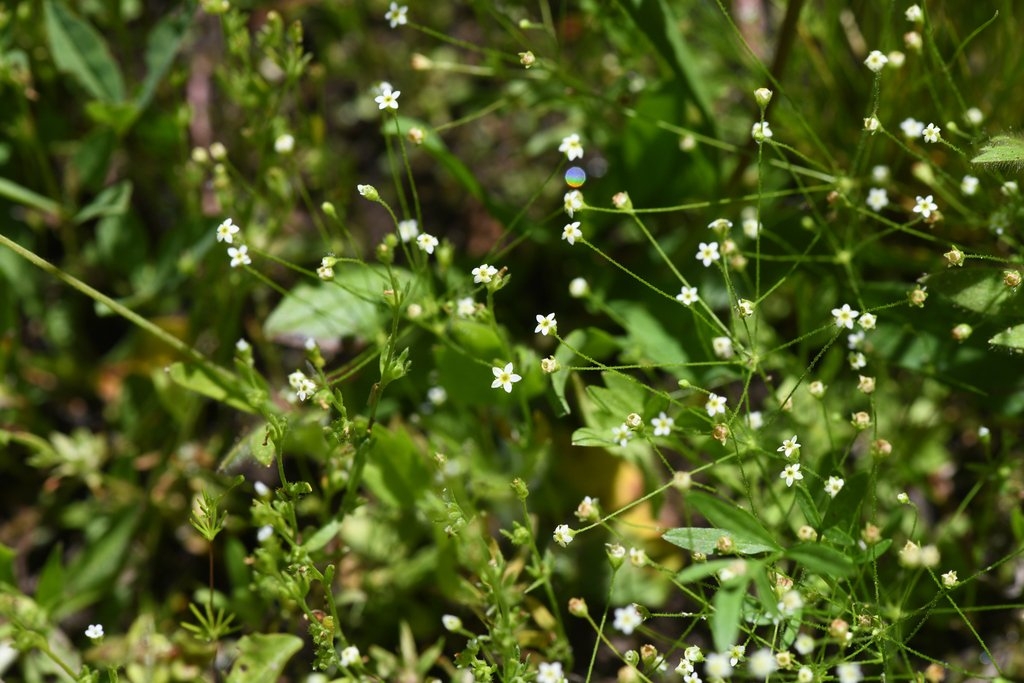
[2,1,1024,682]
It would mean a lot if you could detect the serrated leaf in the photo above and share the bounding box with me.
[167,362,256,414]
[989,324,1024,352]
[711,583,746,652]
[786,542,855,578]
[688,491,781,551]
[662,527,778,555]
[924,268,1020,318]
[44,0,126,102]
[227,633,304,683]
[971,135,1024,166]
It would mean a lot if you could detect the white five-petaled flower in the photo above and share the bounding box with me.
[922,122,941,143]
[864,50,889,72]
[535,313,557,336]
[651,411,674,436]
[704,653,734,679]
[340,645,360,667]
[564,190,584,217]
[216,217,240,243]
[553,524,575,547]
[781,463,803,487]
[752,121,773,142]
[836,662,863,683]
[472,263,499,284]
[562,221,582,245]
[696,242,721,267]
[905,4,923,22]
[900,118,924,138]
[228,245,251,268]
[747,648,778,680]
[832,303,860,329]
[941,570,959,587]
[384,2,408,28]
[558,133,584,161]
[274,133,294,154]
[612,604,643,635]
[85,624,104,640]
[859,312,877,330]
[416,233,439,254]
[676,286,699,306]
[825,475,845,498]
[398,219,419,242]
[866,187,889,212]
[705,393,727,417]
[456,297,476,318]
[712,336,734,359]
[778,435,801,458]
[913,194,938,218]
[374,84,401,110]
[490,362,522,393]
[537,662,567,683]
[611,423,633,447]
[849,351,867,370]
[288,370,317,401]
[707,218,733,233]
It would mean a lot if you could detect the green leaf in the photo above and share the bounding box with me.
[924,268,1021,318]
[59,509,139,616]
[688,491,781,551]
[74,180,132,224]
[363,423,431,509]
[608,301,691,379]
[135,8,192,112]
[821,472,869,532]
[35,544,66,610]
[674,559,737,584]
[971,135,1024,166]
[264,266,411,345]
[550,329,587,416]
[0,543,14,586]
[0,176,61,216]
[167,362,257,414]
[794,485,822,527]
[44,0,126,103]
[855,538,892,563]
[302,520,341,553]
[662,527,778,555]
[989,324,1024,353]
[711,583,747,652]
[785,542,855,578]
[227,633,304,683]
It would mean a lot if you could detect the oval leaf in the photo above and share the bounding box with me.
[227,633,304,683]
[662,527,777,555]
[785,542,855,578]
[688,491,781,551]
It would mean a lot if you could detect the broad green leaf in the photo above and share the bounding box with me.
[570,426,616,448]
[989,324,1024,353]
[74,180,132,224]
[136,8,192,111]
[35,544,66,610]
[794,485,822,527]
[688,491,780,551]
[44,0,126,103]
[450,319,504,359]
[711,583,747,652]
[662,527,778,555]
[264,266,411,345]
[167,362,256,414]
[608,301,690,379]
[363,423,431,509]
[821,472,868,532]
[227,633,304,683]
[0,176,61,216]
[246,424,276,467]
[585,371,649,419]
[924,268,1021,318]
[674,559,737,584]
[302,519,341,553]
[971,135,1024,166]
[550,328,587,416]
[59,509,139,616]
[786,542,855,578]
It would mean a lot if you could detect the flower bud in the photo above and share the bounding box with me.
[754,87,773,108]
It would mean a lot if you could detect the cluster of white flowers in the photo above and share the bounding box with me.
[288,370,317,401]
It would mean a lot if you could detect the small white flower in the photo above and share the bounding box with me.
[562,221,582,245]
[228,244,251,267]
[864,50,889,72]
[85,624,104,640]
[384,2,408,28]
[848,351,867,370]
[864,116,880,132]
[747,648,778,679]
[712,336,734,359]
[965,107,984,125]
[568,277,589,298]
[704,653,733,679]
[416,233,439,254]
[728,645,746,666]
[564,190,584,217]
[288,370,317,401]
[442,614,462,631]
[553,524,575,547]
[794,633,815,655]
[456,297,476,318]
[490,362,522,393]
[836,662,863,683]
[253,480,269,496]
[257,524,273,542]
[905,4,923,22]
[858,312,877,330]
[374,85,401,110]
[340,645,360,667]
[745,411,763,430]
[472,263,499,284]
[913,194,938,218]
[941,570,959,588]
[900,118,924,138]
[866,187,889,212]
[707,218,733,233]
[778,589,804,615]
[357,183,378,199]
[848,330,865,349]
[613,604,643,635]
[427,386,447,406]
[752,121,773,142]
[537,662,566,683]
[696,242,721,267]
[797,666,815,683]
[872,164,890,183]
[216,217,240,243]
[780,463,803,487]
[741,209,762,238]
[629,547,647,567]
[777,435,801,458]
[676,286,699,306]
[832,303,859,329]
[922,122,941,143]
[1002,181,1019,196]
[651,411,674,436]
[535,313,557,336]
[825,476,845,498]
[961,175,979,196]
[398,219,419,242]
[705,393,727,417]
[611,423,633,447]
[317,257,335,280]
[274,133,295,154]
[558,133,584,161]
[737,299,754,318]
